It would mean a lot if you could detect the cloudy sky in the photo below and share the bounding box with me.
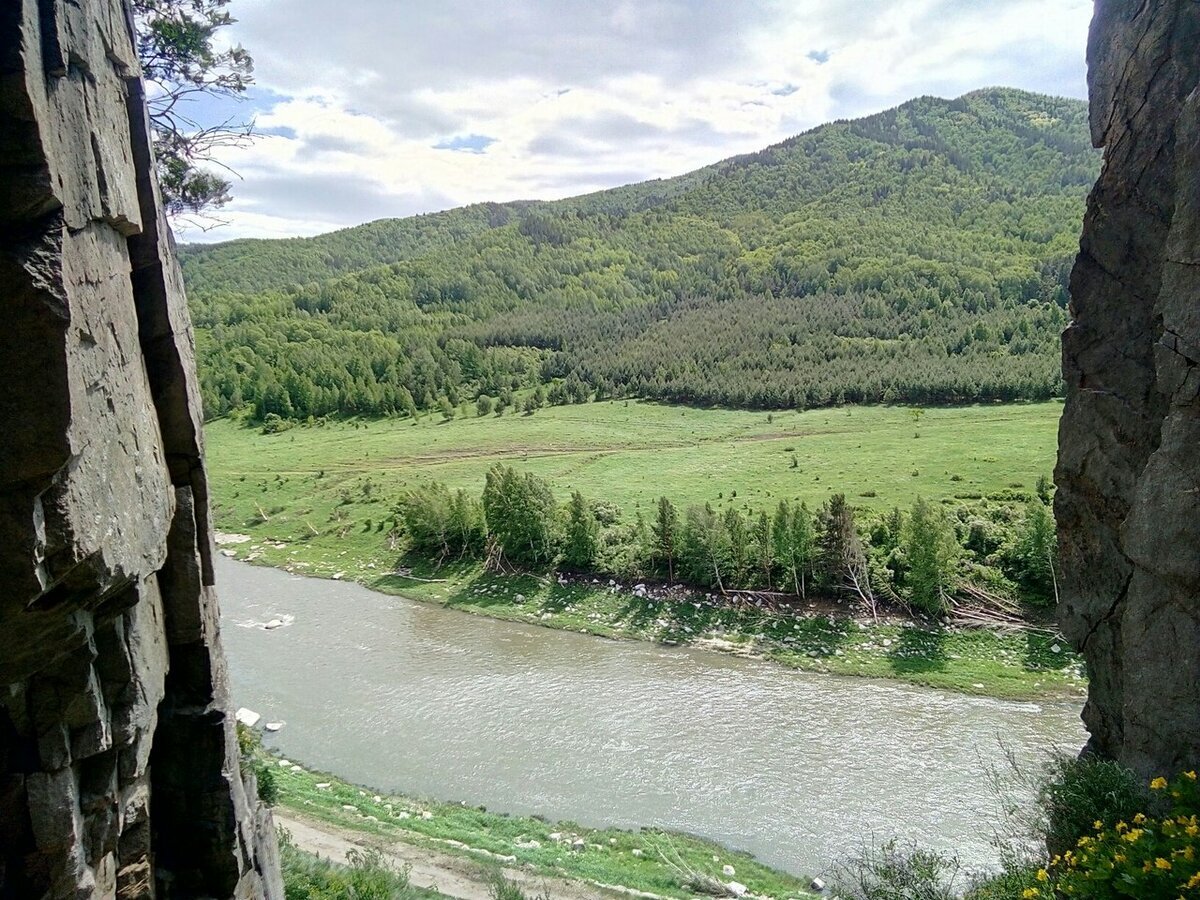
[184,0,1094,242]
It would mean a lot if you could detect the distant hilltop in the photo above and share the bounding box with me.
[180,88,1097,420]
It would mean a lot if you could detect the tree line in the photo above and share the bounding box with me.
[394,465,1058,616]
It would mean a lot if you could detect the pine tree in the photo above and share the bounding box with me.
[652,496,679,583]
[562,492,599,569]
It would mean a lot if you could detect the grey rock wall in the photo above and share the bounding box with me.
[1057,0,1200,780]
[0,1,282,897]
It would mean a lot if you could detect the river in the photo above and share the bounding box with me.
[217,556,1085,879]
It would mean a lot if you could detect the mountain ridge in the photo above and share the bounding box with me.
[182,87,1098,419]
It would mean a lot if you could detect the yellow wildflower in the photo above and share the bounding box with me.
[1133,812,1147,824]
[1154,857,1171,870]
[1184,770,1196,781]
[1188,872,1200,889]
[1036,868,1049,882]
[1022,889,1039,899]
[1151,777,1168,790]
[1093,819,1104,830]
[1116,821,1128,832]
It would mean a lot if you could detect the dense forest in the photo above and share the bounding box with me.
[182,88,1098,420]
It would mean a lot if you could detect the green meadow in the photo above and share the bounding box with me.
[206,399,1061,528]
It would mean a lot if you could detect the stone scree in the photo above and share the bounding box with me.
[0,2,282,897]
[1058,0,1200,780]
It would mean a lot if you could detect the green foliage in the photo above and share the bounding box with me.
[235,723,278,806]
[487,871,550,900]
[831,838,962,900]
[1003,501,1057,605]
[132,0,254,219]
[183,90,1096,421]
[482,465,557,567]
[562,491,599,569]
[279,831,420,900]
[680,504,732,592]
[1037,755,1147,859]
[902,497,959,614]
[395,483,484,562]
[962,865,1043,900]
[1033,772,1200,900]
[652,497,679,583]
[773,500,815,597]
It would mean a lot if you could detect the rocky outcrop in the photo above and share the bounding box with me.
[1057,0,1200,780]
[0,2,281,897]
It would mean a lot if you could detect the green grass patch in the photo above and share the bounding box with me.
[269,759,817,899]
[206,400,1060,522]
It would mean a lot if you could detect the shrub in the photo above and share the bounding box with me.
[831,838,962,900]
[1030,771,1200,900]
[963,865,1042,900]
[280,830,417,899]
[488,871,551,900]
[1038,755,1145,858]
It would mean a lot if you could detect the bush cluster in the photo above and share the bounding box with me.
[393,465,1059,613]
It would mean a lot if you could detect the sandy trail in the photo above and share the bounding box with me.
[276,811,617,900]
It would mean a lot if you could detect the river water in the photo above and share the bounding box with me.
[217,557,1084,879]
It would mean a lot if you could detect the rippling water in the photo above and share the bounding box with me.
[217,557,1084,878]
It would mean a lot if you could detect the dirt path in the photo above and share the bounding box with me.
[276,810,618,900]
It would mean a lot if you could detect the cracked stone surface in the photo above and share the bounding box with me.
[1,2,282,896]
[1057,0,1200,779]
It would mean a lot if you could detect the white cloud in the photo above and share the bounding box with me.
[183,0,1093,242]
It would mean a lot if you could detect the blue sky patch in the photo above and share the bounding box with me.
[434,134,497,153]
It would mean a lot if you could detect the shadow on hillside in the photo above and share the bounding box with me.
[887,626,949,674]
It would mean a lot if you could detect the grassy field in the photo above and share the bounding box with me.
[207,399,1061,534]
[205,400,1083,702]
[267,756,819,899]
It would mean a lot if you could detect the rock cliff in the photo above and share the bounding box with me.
[1058,0,1200,779]
[0,1,282,897]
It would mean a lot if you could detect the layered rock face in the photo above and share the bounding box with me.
[1058,0,1200,779]
[0,2,281,897]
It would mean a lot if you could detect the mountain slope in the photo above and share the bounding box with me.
[183,88,1097,419]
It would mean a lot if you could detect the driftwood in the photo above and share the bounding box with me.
[644,833,738,898]
[390,569,446,583]
[947,581,1058,634]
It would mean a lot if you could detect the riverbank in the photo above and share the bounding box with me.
[265,756,819,900]
[217,533,1084,702]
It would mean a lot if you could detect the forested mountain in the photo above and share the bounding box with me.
[182,88,1098,420]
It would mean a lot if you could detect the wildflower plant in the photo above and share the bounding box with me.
[1024,771,1200,898]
